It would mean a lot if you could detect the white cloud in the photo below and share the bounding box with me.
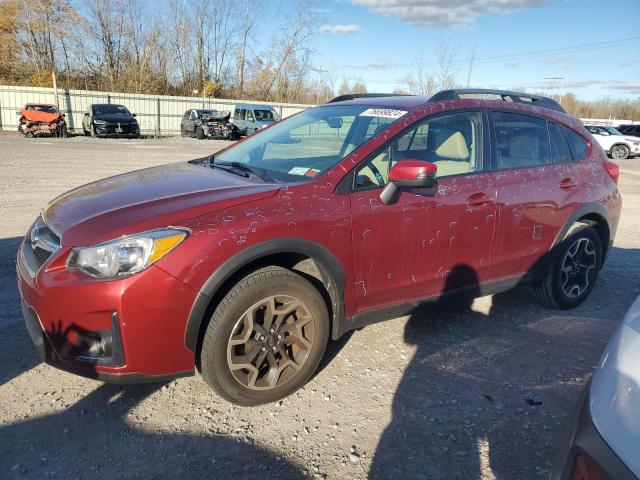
[351,0,550,26]
[318,24,362,34]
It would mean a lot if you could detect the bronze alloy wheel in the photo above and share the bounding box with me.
[560,237,597,299]
[226,295,315,390]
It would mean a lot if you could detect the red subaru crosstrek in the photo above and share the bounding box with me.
[17,89,621,405]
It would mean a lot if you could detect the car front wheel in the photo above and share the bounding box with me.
[200,266,329,406]
[534,225,602,309]
[611,144,629,160]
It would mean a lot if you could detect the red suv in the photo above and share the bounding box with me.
[17,89,621,405]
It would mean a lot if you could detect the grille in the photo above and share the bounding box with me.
[22,216,60,275]
[33,246,54,266]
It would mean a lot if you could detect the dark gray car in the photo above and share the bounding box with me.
[82,104,140,138]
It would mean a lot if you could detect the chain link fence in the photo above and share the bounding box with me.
[0,85,313,136]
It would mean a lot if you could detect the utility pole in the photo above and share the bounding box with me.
[52,71,59,108]
[543,77,565,104]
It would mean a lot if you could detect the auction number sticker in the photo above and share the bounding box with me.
[359,108,407,119]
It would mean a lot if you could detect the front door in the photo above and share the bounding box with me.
[349,110,497,314]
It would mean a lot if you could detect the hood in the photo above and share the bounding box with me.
[202,111,231,122]
[43,162,281,246]
[256,120,275,127]
[623,136,639,143]
[22,110,62,123]
[93,114,136,123]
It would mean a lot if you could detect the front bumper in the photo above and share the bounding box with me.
[16,236,197,382]
[551,380,638,480]
[94,123,139,137]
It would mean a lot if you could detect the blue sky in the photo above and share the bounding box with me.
[269,0,640,100]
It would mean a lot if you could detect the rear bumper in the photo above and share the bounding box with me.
[551,380,638,480]
[16,236,197,382]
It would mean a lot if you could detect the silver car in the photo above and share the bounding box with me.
[552,295,640,479]
[231,103,280,135]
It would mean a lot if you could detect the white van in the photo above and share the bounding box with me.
[232,103,280,135]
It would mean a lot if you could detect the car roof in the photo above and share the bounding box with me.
[235,103,276,110]
[91,103,127,107]
[325,95,430,110]
[25,103,56,107]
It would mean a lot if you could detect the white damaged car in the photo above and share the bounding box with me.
[552,295,640,480]
[585,125,640,160]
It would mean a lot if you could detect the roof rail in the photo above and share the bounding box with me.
[429,89,567,114]
[327,93,411,103]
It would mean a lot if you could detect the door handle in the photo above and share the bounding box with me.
[467,192,494,207]
[559,178,577,189]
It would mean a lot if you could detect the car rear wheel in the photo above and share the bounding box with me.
[200,266,329,406]
[195,126,205,140]
[611,144,629,160]
[534,225,602,309]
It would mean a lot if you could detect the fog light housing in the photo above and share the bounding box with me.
[72,313,124,366]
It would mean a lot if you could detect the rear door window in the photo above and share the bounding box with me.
[563,126,589,161]
[548,122,573,164]
[492,112,550,169]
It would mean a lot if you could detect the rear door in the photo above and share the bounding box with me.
[349,109,497,313]
[487,111,581,281]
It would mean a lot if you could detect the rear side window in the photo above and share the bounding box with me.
[563,127,589,160]
[548,122,573,164]
[493,112,550,169]
[235,109,245,120]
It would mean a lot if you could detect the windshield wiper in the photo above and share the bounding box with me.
[212,159,274,182]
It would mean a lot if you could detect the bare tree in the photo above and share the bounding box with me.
[404,54,436,96]
[434,37,458,90]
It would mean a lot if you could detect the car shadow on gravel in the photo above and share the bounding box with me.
[0,237,40,387]
[369,250,640,480]
[0,383,305,479]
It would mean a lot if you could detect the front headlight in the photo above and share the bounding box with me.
[93,120,107,125]
[66,228,188,278]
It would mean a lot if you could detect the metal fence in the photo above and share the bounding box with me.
[0,85,313,136]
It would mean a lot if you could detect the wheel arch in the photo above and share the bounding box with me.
[527,203,611,284]
[184,238,346,357]
[553,202,611,260]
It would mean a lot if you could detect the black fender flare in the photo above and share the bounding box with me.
[528,202,611,284]
[184,238,346,352]
[551,202,610,249]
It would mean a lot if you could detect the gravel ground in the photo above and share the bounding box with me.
[0,134,639,479]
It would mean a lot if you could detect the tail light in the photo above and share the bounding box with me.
[569,454,606,480]
[603,160,619,184]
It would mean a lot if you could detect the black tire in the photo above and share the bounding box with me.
[610,144,629,160]
[195,126,205,140]
[200,266,329,406]
[533,225,602,309]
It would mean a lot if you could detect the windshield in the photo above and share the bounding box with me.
[26,105,58,113]
[603,126,622,135]
[254,109,279,121]
[93,105,131,116]
[214,105,406,182]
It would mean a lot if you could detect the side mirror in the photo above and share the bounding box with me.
[380,159,438,205]
[326,117,343,129]
[132,113,137,117]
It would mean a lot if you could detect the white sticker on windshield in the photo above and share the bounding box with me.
[289,167,310,176]
[360,108,407,119]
